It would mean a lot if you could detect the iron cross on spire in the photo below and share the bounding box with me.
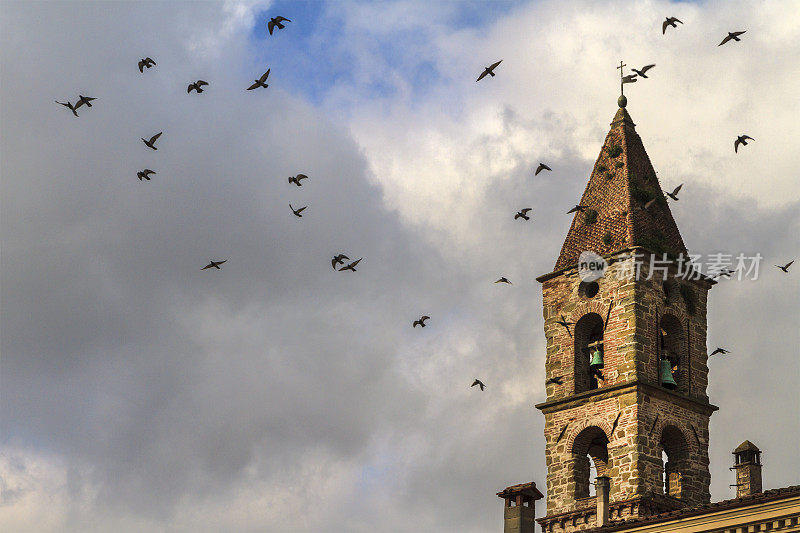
[617,60,626,96]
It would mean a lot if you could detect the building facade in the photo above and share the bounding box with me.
[496,97,800,533]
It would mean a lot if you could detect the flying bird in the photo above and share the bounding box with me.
[476,60,502,82]
[621,74,638,84]
[332,254,349,270]
[290,204,307,217]
[546,376,563,385]
[556,315,574,337]
[138,57,156,72]
[535,162,552,175]
[413,316,430,328]
[247,69,270,90]
[662,17,683,34]
[288,174,308,186]
[187,80,209,93]
[137,169,156,181]
[734,135,754,153]
[631,64,655,78]
[74,95,97,109]
[709,347,731,356]
[268,16,291,35]
[55,100,78,117]
[718,31,746,46]
[775,260,794,273]
[567,205,588,214]
[202,260,227,270]
[495,277,512,284]
[713,268,736,279]
[514,208,532,220]
[665,184,683,201]
[141,132,162,150]
[471,379,485,391]
[339,258,362,272]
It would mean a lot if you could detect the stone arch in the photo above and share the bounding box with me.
[570,425,611,499]
[658,424,691,499]
[572,300,607,320]
[574,312,605,392]
[566,418,613,450]
[655,302,688,326]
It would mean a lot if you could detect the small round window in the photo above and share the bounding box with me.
[579,281,600,298]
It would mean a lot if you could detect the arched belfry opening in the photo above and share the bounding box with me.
[659,425,690,499]
[574,313,605,392]
[659,314,686,393]
[572,426,610,500]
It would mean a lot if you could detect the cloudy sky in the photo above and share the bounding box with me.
[1,0,798,531]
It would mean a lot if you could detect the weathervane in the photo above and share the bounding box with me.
[616,60,635,107]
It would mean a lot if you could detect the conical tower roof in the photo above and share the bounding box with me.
[554,101,687,271]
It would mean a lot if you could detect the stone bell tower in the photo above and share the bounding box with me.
[533,94,718,532]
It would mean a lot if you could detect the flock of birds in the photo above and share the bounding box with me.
[51,13,794,394]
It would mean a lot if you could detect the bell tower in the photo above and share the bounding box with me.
[534,95,718,532]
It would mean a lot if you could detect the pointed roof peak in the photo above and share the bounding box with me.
[611,105,636,130]
[552,104,687,271]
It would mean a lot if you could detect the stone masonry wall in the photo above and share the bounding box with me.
[539,253,715,524]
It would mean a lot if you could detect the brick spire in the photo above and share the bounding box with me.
[554,102,687,271]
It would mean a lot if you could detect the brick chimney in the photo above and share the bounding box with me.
[596,476,611,527]
[497,482,544,533]
[732,440,763,497]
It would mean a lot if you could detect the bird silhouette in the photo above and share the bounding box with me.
[268,16,291,35]
[413,316,430,328]
[142,132,162,150]
[471,379,485,391]
[719,31,746,46]
[339,258,362,272]
[247,69,270,90]
[55,100,79,117]
[712,269,736,280]
[137,169,156,181]
[709,347,731,356]
[290,204,307,217]
[187,80,209,93]
[556,315,574,337]
[476,60,502,82]
[567,205,588,214]
[621,74,638,84]
[734,135,754,153]
[775,260,794,273]
[495,277,511,284]
[631,64,655,78]
[514,208,532,220]
[202,260,227,270]
[74,95,96,109]
[138,57,156,72]
[332,254,349,270]
[546,376,563,385]
[535,162,552,175]
[662,17,682,34]
[665,184,683,201]
[288,174,308,186]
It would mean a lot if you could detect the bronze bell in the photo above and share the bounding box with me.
[589,348,604,369]
[660,359,677,389]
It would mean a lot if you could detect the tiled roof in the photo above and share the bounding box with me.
[497,481,545,500]
[588,486,800,532]
[554,105,687,271]
[734,439,761,453]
